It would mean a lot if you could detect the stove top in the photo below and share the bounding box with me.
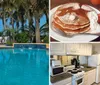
[67,68,82,74]
[67,68,84,79]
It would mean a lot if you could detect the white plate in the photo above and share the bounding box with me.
[50,5,100,42]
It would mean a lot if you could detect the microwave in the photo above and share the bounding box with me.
[51,66,64,76]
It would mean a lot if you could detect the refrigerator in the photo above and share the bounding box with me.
[88,54,100,83]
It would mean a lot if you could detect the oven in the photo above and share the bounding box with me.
[72,76,84,85]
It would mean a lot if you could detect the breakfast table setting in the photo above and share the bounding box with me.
[50,0,100,42]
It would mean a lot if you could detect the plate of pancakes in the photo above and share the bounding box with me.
[50,2,100,42]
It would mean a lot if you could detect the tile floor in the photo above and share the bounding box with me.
[92,83,100,85]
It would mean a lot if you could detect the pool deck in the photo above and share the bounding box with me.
[0,43,49,49]
[46,44,49,49]
[0,44,13,48]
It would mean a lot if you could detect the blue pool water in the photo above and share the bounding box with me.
[0,48,49,85]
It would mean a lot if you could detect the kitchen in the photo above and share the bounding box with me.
[50,43,100,85]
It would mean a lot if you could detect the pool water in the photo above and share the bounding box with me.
[0,48,49,85]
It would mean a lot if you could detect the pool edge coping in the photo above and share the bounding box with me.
[0,43,49,49]
[13,43,49,49]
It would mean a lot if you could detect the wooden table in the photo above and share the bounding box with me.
[50,0,100,42]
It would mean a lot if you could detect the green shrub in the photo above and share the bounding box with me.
[15,32,29,43]
[0,32,3,36]
[41,35,49,43]
[43,36,49,43]
[6,40,13,46]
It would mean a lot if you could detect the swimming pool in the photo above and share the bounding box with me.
[0,48,49,85]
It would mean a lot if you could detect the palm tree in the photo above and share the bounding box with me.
[30,0,49,43]
[24,0,36,42]
[40,23,49,43]
[0,0,7,30]
[0,0,49,43]
[43,0,49,24]
[0,0,15,30]
[4,28,16,42]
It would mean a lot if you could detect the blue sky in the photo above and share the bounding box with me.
[40,15,46,27]
[0,14,46,32]
[0,19,3,32]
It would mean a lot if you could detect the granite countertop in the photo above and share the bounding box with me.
[81,64,96,72]
[50,72,72,83]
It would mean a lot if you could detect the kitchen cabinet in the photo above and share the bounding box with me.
[66,43,92,55]
[61,56,74,65]
[50,43,92,55]
[84,69,96,85]
[84,73,88,85]
[51,77,72,85]
[62,56,68,65]
[66,43,79,55]
[88,69,96,85]
[50,43,66,55]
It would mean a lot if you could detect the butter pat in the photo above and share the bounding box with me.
[69,14,76,21]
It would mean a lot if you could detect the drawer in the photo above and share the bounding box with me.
[54,77,72,85]
[88,69,95,74]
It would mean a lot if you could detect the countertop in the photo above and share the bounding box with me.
[81,64,96,72]
[50,65,96,83]
[82,67,96,72]
[50,72,72,83]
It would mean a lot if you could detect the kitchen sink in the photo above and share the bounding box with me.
[85,66,92,68]
[80,65,92,69]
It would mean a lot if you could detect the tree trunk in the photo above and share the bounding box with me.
[3,11,6,30]
[16,21,19,29]
[21,19,24,31]
[11,17,14,29]
[21,15,24,31]
[16,12,19,30]
[35,16,40,43]
[44,10,49,24]
[28,11,33,43]
[12,35,15,42]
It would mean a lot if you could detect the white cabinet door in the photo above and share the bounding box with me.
[50,43,66,55]
[84,73,88,85]
[66,43,92,55]
[96,66,100,83]
[66,43,79,55]
[88,69,96,85]
[78,44,92,56]
[85,44,92,56]
[84,69,96,85]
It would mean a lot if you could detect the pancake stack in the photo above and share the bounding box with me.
[52,3,91,35]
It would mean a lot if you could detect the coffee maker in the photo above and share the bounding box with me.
[71,57,80,68]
